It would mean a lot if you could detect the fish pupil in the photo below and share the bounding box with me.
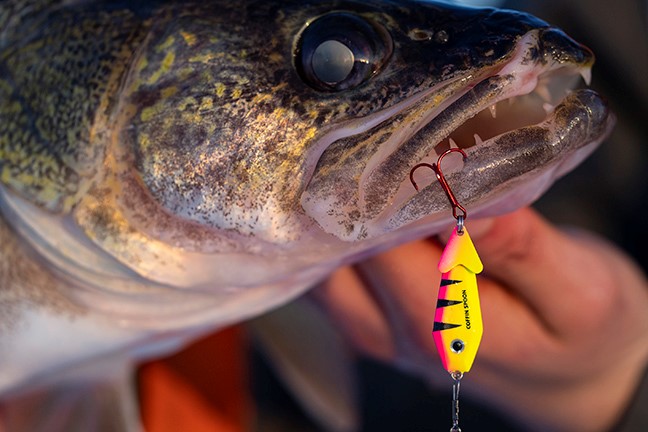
[312,40,355,84]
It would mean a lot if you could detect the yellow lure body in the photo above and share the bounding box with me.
[433,225,483,374]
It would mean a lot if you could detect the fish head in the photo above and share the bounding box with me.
[297,2,613,241]
[0,0,613,329]
[119,0,612,246]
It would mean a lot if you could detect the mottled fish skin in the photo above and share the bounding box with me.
[0,1,147,211]
[0,0,612,394]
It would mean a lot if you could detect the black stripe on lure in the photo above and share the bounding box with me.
[410,148,484,432]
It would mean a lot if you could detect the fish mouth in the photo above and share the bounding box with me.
[302,29,615,241]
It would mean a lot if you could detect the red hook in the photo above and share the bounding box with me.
[409,148,468,221]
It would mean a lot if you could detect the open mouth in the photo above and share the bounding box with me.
[302,29,614,241]
[375,31,594,214]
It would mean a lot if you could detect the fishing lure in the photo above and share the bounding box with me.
[410,148,484,432]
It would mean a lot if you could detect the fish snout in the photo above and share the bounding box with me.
[537,27,595,68]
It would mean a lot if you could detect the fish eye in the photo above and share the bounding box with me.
[295,12,393,92]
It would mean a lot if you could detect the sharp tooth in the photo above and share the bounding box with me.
[542,103,555,114]
[473,133,484,146]
[580,67,592,86]
[448,137,459,149]
[535,84,552,103]
[488,104,497,118]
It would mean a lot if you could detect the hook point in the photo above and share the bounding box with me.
[409,149,468,221]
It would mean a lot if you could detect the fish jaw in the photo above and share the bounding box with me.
[388,89,613,233]
[301,29,613,241]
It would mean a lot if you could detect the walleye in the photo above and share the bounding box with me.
[0,0,613,408]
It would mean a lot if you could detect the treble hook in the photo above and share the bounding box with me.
[409,148,468,224]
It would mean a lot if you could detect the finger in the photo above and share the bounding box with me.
[310,265,395,360]
[354,239,443,361]
[470,207,619,336]
[351,237,556,382]
[473,276,559,374]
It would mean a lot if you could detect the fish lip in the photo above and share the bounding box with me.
[385,88,614,232]
[303,29,610,241]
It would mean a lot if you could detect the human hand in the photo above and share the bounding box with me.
[311,207,648,432]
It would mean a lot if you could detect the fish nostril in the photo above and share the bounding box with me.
[408,29,434,41]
